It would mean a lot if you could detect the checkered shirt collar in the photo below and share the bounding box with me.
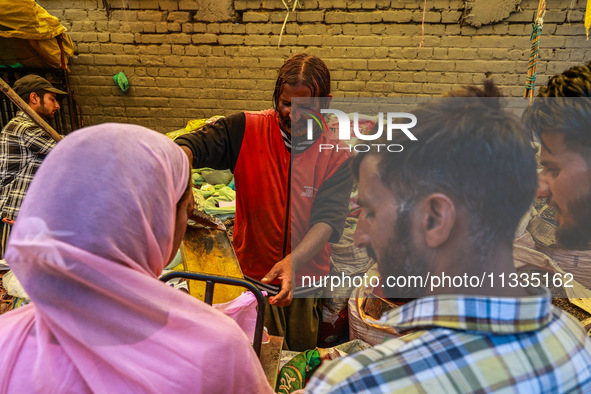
[15,111,32,121]
[375,286,553,334]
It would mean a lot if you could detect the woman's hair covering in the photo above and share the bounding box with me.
[0,124,272,393]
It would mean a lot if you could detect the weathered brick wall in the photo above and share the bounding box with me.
[38,0,591,132]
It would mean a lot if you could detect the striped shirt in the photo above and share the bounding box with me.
[0,112,56,220]
[307,287,591,393]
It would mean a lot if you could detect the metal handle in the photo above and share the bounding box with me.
[160,271,266,357]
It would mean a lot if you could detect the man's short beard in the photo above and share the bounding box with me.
[366,244,378,262]
[556,192,591,250]
[38,100,54,120]
[377,206,428,298]
[277,113,290,135]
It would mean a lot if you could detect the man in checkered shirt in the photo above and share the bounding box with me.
[0,75,66,258]
[306,81,591,393]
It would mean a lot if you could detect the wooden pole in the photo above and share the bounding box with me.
[0,77,62,142]
[524,0,547,98]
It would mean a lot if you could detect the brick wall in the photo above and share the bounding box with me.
[38,0,591,132]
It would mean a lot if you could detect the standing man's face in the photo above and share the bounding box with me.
[538,132,591,249]
[353,155,427,295]
[276,83,313,136]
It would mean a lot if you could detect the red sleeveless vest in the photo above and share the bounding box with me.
[233,109,350,285]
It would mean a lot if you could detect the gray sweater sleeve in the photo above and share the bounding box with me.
[310,158,354,243]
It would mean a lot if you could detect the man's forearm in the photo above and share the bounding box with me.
[179,145,194,167]
[291,222,333,272]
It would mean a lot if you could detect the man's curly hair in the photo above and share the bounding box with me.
[523,62,591,150]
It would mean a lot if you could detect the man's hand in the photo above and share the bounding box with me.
[180,145,194,167]
[261,223,333,308]
[261,254,293,307]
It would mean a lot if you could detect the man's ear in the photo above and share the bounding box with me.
[417,193,456,248]
[28,92,39,106]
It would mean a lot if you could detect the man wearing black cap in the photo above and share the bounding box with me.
[0,75,67,258]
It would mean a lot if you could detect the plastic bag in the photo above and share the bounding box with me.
[165,116,225,140]
[3,270,29,300]
[213,291,264,344]
[203,185,236,219]
[112,71,129,93]
[201,169,233,186]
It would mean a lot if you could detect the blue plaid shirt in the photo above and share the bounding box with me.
[307,287,591,393]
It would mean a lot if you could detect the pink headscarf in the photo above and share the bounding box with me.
[0,124,272,393]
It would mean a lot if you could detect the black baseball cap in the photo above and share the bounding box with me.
[13,75,67,97]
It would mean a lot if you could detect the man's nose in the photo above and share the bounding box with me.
[292,109,304,124]
[536,171,551,199]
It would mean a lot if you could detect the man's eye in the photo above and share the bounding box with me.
[541,166,559,178]
[547,168,559,177]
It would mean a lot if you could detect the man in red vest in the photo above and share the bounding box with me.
[176,54,353,351]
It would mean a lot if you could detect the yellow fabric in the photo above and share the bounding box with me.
[166,116,225,140]
[0,0,74,69]
[586,0,591,39]
[0,0,65,40]
[29,34,74,69]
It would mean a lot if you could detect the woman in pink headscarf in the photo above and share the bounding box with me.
[0,124,273,393]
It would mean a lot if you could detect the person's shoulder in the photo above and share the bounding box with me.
[2,113,33,132]
[243,108,276,119]
[549,304,591,342]
[242,109,279,136]
[14,114,41,133]
[307,334,424,392]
